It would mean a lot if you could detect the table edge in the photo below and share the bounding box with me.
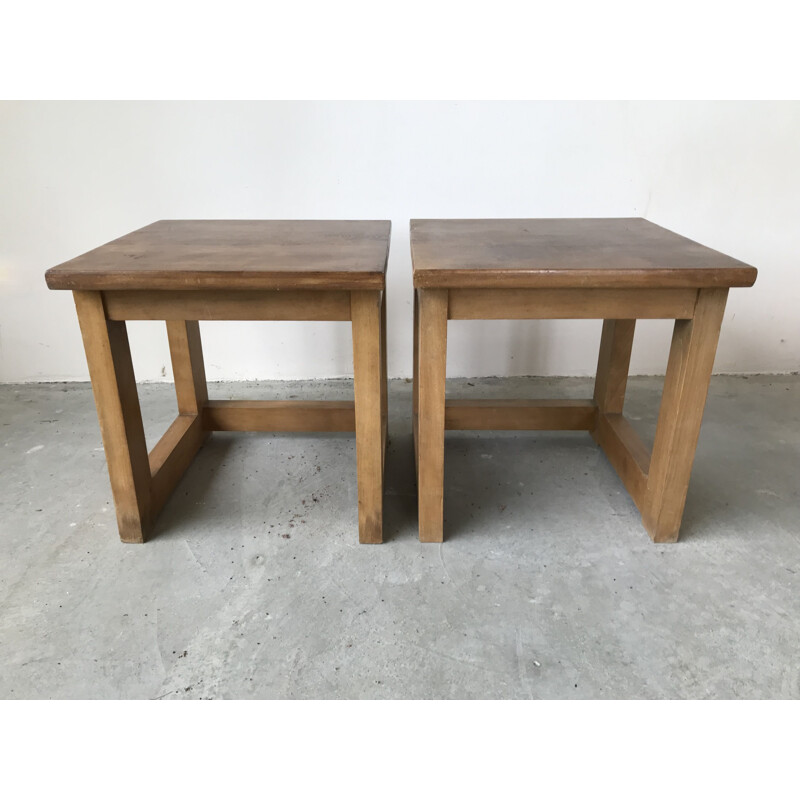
[411,267,758,290]
[45,269,387,292]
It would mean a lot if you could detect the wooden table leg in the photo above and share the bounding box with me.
[416,288,448,542]
[351,291,384,544]
[73,291,152,543]
[593,319,636,415]
[144,320,212,519]
[644,288,728,542]
[380,290,388,468]
[166,320,208,415]
[412,289,420,473]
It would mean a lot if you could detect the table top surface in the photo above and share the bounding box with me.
[45,220,392,291]
[410,218,757,289]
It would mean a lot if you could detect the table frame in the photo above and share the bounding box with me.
[412,286,728,544]
[74,288,388,544]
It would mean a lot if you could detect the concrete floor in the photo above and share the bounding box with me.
[1,375,798,699]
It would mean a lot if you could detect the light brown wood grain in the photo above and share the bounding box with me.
[351,291,385,544]
[643,288,728,542]
[148,414,206,517]
[73,291,152,542]
[412,289,420,472]
[591,318,648,511]
[447,288,697,320]
[203,400,355,432]
[445,399,597,431]
[411,218,757,289]
[104,289,352,321]
[166,320,209,414]
[593,413,651,510]
[594,319,636,415]
[380,289,388,466]
[416,289,448,542]
[46,220,391,291]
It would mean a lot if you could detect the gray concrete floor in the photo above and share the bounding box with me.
[1,375,798,699]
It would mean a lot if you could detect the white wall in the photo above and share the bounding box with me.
[1,101,798,383]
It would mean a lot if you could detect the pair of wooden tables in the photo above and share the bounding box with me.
[45,219,757,545]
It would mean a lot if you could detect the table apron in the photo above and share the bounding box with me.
[102,289,353,321]
[446,287,699,320]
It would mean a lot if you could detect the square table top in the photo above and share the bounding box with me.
[45,220,392,291]
[410,218,757,289]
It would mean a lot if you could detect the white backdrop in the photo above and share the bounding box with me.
[1,101,798,382]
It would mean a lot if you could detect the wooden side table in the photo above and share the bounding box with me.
[45,220,391,544]
[410,218,757,544]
